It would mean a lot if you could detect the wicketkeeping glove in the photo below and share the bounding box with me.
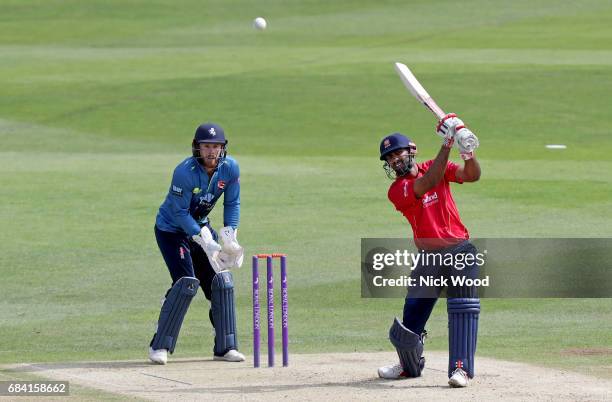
[217,226,244,270]
[192,227,222,272]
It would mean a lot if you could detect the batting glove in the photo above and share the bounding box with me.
[436,113,464,148]
[455,127,479,157]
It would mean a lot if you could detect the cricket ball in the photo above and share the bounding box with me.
[253,17,267,31]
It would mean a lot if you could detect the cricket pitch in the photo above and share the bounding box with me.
[3,352,610,401]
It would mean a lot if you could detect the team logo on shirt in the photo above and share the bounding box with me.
[217,180,225,189]
[171,185,183,196]
[200,193,214,203]
[422,191,438,207]
[179,247,185,260]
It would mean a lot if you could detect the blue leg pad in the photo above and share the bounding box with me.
[211,271,237,355]
[389,317,425,377]
[151,276,199,353]
[447,298,480,378]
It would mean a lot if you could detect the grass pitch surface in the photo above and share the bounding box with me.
[1,0,611,377]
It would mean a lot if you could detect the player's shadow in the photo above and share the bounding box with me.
[154,380,446,395]
[7,361,154,372]
[151,368,448,394]
[6,357,232,372]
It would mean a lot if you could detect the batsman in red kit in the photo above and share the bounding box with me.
[377,113,482,388]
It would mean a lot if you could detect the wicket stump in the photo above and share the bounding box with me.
[252,253,288,368]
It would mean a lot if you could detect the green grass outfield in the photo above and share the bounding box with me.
[1,0,611,378]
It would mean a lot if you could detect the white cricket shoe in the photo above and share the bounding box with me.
[213,349,245,362]
[448,368,469,388]
[149,347,168,365]
[378,363,406,379]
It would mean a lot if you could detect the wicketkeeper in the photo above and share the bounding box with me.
[377,114,482,388]
[149,122,245,364]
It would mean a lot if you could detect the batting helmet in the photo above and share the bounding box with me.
[379,133,417,160]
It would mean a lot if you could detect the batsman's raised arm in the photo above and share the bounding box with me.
[412,145,451,198]
[449,116,481,183]
[455,155,481,183]
[434,113,481,183]
[412,113,467,197]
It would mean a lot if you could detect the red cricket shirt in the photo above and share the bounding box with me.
[388,160,469,250]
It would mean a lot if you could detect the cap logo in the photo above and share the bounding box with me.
[383,139,391,148]
[208,128,216,136]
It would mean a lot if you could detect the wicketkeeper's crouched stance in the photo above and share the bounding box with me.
[377,114,482,388]
[149,122,245,365]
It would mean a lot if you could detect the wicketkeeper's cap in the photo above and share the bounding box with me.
[194,122,227,145]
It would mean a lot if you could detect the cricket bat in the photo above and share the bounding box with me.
[394,62,479,152]
[394,62,446,120]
